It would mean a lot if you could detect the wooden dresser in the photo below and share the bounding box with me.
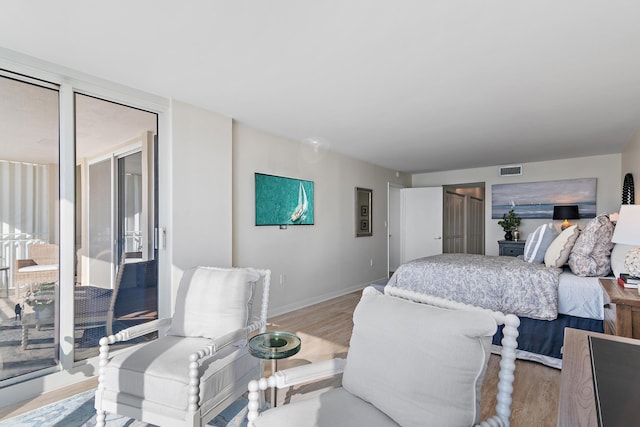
[558,328,640,426]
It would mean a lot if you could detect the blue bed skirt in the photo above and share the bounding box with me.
[492,314,604,360]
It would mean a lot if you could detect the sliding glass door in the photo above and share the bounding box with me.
[74,94,158,361]
[0,73,60,381]
[0,74,161,385]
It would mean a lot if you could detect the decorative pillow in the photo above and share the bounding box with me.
[168,267,260,339]
[544,225,580,268]
[611,244,637,278]
[342,292,496,426]
[568,214,615,277]
[523,223,558,263]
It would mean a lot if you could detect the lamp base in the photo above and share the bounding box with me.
[560,220,572,231]
[624,249,640,294]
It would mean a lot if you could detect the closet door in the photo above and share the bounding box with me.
[400,187,443,263]
[443,191,465,253]
[467,196,485,254]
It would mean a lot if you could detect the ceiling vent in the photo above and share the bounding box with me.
[499,165,522,177]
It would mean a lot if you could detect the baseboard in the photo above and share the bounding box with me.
[267,277,387,318]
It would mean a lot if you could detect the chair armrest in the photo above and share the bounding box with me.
[181,328,251,413]
[100,317,171,346]
[211,328,249,352]
[272,358,346,388]
[247,358,346,426]
[188,328,248,367]
[97,317,171,393]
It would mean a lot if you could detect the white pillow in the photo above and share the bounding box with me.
[168,267,259,339]
[524,223,558,263]
[611,244,637,278]
[342,292,496,426]
[544,225,580,268]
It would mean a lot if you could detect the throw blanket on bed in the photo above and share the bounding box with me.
[386,254,562,320]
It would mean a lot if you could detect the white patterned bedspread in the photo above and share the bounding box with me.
[387,254,561,320]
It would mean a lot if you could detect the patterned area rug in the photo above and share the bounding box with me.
[0,389,248,427]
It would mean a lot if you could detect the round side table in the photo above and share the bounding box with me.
[248,331,301,407]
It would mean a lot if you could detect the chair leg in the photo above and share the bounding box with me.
[95,409,106,427]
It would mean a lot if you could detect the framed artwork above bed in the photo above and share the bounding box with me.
[491,178,597,219]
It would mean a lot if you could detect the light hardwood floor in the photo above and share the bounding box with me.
[0,289,561,426]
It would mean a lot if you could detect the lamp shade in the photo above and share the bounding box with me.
[611,205,640,245]
[552,205,580,220]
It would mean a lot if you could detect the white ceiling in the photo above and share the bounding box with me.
[1,1,639,173]
[0,76,157,165]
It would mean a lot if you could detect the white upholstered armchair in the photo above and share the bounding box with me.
[248,286,519,427]
[95,267,271,427]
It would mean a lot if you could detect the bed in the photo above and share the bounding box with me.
[386,253,607,369]
[492,266,605,368]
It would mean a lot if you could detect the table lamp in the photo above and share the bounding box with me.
[553,205,580,230]
[611,205,640,284]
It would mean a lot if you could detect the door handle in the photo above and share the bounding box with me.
[434,236,442,240]
[154,227,167,250]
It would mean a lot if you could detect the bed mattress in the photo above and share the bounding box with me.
[557,270,606,320]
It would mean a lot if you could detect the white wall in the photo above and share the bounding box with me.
[169,100,233,309]
[622,131,640,187]
[412,154,621,255]
[232,123,409,315]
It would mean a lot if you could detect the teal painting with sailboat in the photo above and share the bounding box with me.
[255,173,315,226]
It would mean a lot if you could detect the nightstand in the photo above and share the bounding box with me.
[599,277,640,338]
[498,240,525,257]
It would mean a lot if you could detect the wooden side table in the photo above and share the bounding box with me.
[599,277,640,338]
[558,328,640,426]
[498,240,525,257]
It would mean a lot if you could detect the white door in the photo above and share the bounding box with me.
[388,185,403,274]
[401,186,443,263]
